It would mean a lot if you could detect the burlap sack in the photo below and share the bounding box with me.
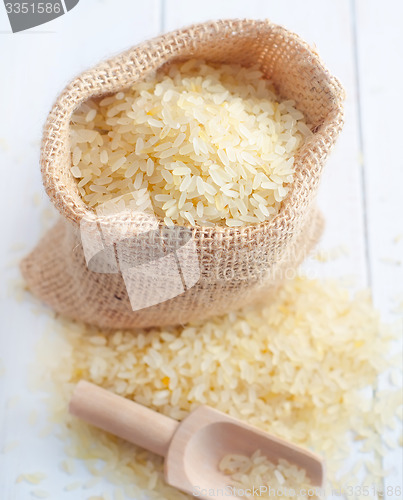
[21,19,344,329]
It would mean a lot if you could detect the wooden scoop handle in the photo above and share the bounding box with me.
[69,380,179,457]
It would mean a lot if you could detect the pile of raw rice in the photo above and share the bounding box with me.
[32,276,402,499]
[70,59,311,227]
[219,451,319,498]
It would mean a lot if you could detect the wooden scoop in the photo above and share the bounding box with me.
[69,380,324,498]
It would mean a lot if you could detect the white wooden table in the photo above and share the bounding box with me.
[0,1,402,498]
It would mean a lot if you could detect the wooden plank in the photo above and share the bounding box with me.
[165,0,368,286]
[355,0,403,494]
[0,1,161,498]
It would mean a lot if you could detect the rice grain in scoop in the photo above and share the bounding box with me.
[70,60,311,227]
[220,451,319,498]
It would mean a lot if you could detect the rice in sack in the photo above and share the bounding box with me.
[21,19,344,329]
